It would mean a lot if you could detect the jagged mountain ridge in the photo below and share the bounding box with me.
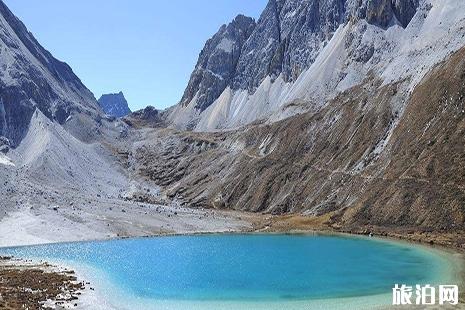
[0,0,102,147]
[98,92,131,118]
[229,0,420,90]
[0,0,146,247]
[167,0,445,132]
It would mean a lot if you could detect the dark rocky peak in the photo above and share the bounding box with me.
[179,14,256,112]
[278,0,347,80]
[231,1,283,91]
[98,91,131,118]
[231,14,256,32]
[131,106,159,121]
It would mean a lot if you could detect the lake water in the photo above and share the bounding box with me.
[0,234,452,309]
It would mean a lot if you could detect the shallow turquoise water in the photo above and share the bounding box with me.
[0,234,448,303]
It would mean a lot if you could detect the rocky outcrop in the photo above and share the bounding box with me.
[180,15,256,112]
[125,106,165,128]
[0,0,101,147]
[98,92,131,118]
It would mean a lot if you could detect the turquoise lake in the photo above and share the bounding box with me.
[0,234,452,309]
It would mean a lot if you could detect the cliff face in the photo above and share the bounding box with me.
[179,15,256,112]
[98,92,131,118]
[232,0,347,90]
[234,0,421,89]
[169,0,421,130]
[0,0,101,146]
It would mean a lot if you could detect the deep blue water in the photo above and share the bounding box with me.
[0,234,445,301]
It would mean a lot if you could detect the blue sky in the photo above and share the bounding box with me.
[4,0,267,110]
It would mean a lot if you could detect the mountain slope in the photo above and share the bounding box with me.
[129,0,465,243]
[167,0,463,133]
[0,0,102,147]
[98,92,131,118]
[0,0,252,250]
[0,0,134,228]
[134,45,465,240]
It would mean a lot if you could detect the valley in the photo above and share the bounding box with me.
[0,0,465,308]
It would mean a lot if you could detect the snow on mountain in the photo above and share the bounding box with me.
[167,0,465,132]
[98,91,131,118]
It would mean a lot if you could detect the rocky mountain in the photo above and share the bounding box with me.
[98,92,131,118]
[231,0,418,90]
[231,0,346,91]
[180,15,256,113]
[132,0,465,241]
[135,45,465,240]
[0,0,141,244]
[167,0,454,132]
[0,0,102,147]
